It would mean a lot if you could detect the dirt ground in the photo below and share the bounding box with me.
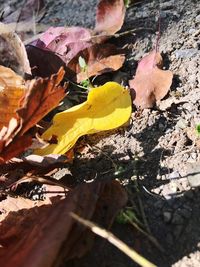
[1,0,200,266]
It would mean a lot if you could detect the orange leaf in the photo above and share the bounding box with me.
[68,43,125,82]
[0,66,26,129]
[0,68,67,163]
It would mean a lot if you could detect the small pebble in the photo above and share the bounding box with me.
[163,211,172,223]
[175,49,199,59]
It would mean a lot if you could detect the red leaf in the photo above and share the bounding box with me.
[129,50,173,108]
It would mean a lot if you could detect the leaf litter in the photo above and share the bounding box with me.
[0,0,177,266]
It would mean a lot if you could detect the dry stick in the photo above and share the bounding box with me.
[9,175,70,190]
[71,212,157,267]
[80,27,154,42]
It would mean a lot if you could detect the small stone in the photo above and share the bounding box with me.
[175,49,199,59]
[167,171,180,180]
[163,211,172,223]
[190,153,197,160]
[187,162,200,187]
[176,119,188,129]
[153,187,161,194]
[188,28,196,34]
[195,14,200,22]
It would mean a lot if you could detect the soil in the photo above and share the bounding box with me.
[1,0,200,266]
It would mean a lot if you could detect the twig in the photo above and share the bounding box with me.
[9,175,70,190]
[71,212,156,267]
[80,28,154,42]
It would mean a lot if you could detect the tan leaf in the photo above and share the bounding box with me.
[0,23,31,75]
[129,50,173,109]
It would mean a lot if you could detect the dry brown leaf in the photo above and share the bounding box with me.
[95,0,126,36]
[0,180,127,267]
[68,43,125,82]
[129,50,173,108]
[0,68,67,163]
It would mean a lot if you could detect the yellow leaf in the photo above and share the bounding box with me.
[36,82,132,155]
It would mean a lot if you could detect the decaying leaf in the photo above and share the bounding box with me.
[0,23,32,75]
[0,68,67,163]
[0,66,26,129]
[0,180,127,267]
[68,43,125,83]
[95,0,126,36]
[129,50,173,108]
[36,82,132,155]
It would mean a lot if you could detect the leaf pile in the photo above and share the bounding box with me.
[26,0,126,80]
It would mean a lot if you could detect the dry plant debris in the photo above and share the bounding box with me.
[0,0,177,266]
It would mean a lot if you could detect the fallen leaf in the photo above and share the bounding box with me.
[0,66,26,129]
[17,68,67,135]
[95,0,126,36]
[0,68,67,163]
[26,45,76,78]
[129,50,173,108]
[0,180,127,267]
[35,82,131,155]
[24,154,67,167]
[32,26,93,65]
[2,0,45,23]
[0,23,31,75]
[68,43,125,82]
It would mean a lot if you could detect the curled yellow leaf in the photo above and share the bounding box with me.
[36,82,132,155]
